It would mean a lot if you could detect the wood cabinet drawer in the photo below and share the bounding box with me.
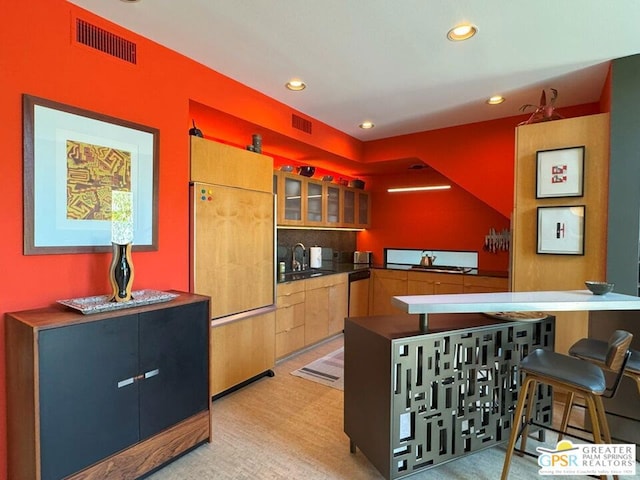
[372,269,408,281]
[407,271,464,284]
[276,325,305,358]
[275,303,305,333]
[276,290,305,308]
[277,281,305,296]
[463,275,509,290]
[305,274,340,290]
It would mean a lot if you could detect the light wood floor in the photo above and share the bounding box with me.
[148,335,590,480]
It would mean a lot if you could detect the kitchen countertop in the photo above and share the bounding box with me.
[379,263,508,278]
[276,262,508,284]
[392,290,640,315]
[277,262,368,283]
[392,289,640,331]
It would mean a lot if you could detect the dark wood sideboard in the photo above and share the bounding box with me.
[6,291,211,480]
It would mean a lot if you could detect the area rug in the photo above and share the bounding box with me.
[291,347,344,391]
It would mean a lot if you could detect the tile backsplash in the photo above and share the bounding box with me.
[277,229,357,265]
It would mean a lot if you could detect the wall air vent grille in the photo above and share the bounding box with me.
[75,18,137,64]
[292,114,312,134]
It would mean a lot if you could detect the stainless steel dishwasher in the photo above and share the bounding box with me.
[348,269,371,317]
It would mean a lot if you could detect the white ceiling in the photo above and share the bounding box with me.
[68,0,640,141]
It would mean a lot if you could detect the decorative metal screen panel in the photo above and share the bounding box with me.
[390,319,554,478]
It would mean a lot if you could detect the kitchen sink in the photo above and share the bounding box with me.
[278,269,335,281]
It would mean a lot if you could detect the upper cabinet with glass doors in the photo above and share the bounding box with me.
[274,171,370,229]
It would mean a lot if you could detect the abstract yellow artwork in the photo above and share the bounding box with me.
[66,139,132,220]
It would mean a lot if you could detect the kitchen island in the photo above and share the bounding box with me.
[344,311,555,480]
[345,290,640,479]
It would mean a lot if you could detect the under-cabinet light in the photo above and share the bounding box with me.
[387,185,451,193]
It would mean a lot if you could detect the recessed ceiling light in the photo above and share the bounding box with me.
[120,0,141,3]
[447,24,478,41]
[486,95,505,105]
[285,79,306,91]
[359,121,375,129]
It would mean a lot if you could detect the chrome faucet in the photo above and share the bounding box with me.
[292,243,306,271]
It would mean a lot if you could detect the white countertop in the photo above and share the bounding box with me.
[392,290,640,315]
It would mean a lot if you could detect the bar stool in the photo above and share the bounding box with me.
[569,337,640,395]
[554,336,640,441]
[501,330,633,480]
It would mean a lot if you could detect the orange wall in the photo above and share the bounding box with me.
[358,169,512,271]
[0,1,362,475]
[0,0,604,476]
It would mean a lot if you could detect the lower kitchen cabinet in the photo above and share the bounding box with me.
[369,269,409,316]
[407,271,464,294]
[463,275,509,293]
[304,274,348,345]
[276,281,306,358]
[328,274,348,335]
[210,309,276,396]
[275,273,348,359]
[348,277,370,317]
[371,269,509,316]
[6,292,210,480]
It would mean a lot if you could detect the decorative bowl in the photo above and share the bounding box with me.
[297,166,316,177]
[585,281,614,295]
[349,179,365,189]
[322,175,334,182]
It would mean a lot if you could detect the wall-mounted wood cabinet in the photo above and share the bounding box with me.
[274,171,370,228]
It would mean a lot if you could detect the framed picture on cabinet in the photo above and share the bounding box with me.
[535,146,585,198]
[537,205,585,255]
[23,94,159,254]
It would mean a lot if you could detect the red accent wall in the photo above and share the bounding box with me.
[0,0,604,475]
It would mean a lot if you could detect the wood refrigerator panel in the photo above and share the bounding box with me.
[191,182,274,319]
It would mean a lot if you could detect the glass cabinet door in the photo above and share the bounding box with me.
[306,181,323,223]
[326,185,341,225]
[343,189,355,226]
[284,175,303,222]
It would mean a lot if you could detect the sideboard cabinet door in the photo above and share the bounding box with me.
[139,301,209,439]
[38,315,140,480]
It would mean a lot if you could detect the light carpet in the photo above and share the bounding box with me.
[291,346,344,390]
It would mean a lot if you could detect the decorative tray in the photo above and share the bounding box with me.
[484,311,549,322]
[58,290,179,315]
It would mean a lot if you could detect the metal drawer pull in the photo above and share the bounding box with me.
[144,368,160,379]
[117,377,135,388]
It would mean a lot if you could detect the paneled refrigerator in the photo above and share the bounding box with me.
[189,137,276,396]
[190,181,274,319]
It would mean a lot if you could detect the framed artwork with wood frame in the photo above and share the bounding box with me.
[23,94,159,254]
[535,146,585,198]
[537,205,585,255]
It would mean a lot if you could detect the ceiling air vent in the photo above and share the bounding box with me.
[292,114,312,134]
[75,18,137,64]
